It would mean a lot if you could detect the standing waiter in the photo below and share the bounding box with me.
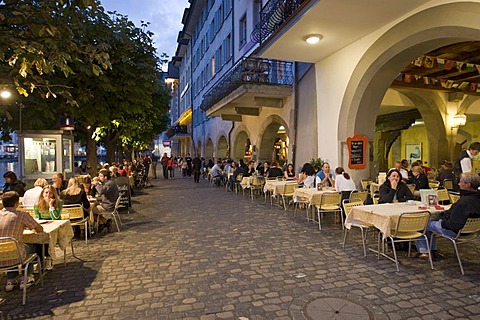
[454,142,480,188]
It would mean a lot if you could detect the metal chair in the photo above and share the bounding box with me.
[313,192,342,230]
[443,179,454,190]
[449,191,461,204]
[95,197,122,233]
[429,180,440,190]
[430,217,480,275]
[436,188,450,205]
[406,184,416,195]
[342,198,374,256]
[349,190,368,204]
[377,211,433,272]
[249,177,264,200]
[0,237,43,305]
[278,183,298,210]
[62,204,90,244]
[234,173,244,193]
[360,179,372,192]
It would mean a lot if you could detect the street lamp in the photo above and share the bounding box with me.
[0,89,24,133]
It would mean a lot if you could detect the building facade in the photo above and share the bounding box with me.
[169,0,480,179]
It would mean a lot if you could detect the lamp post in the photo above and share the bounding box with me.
[450,114,467,160]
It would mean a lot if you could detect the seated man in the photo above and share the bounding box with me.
[51,172,68,196]
[92,169,119,231]
[210,160,224,186]
[0,191,43,291]
[268,161,283,178]
[416,173,480,259]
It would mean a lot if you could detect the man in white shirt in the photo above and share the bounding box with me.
[454,142,480,176]
[393,161,409,182]
[210,160,224,186]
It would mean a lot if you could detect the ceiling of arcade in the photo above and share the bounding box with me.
[379,41,480,126]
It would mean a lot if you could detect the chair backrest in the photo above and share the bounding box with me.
[0,237,22,265]
[62,204,84,220]
[407,184,415,194]
[251,177,264,186]
[360,179,372,191]
[235,173,244,182]
[281,183,297,195]
[349,190,368,203]
[429,180,440,190]
[319,192,342,207]
[458,217,480,235]
[342,198,363,215]
[443,179,454,190]
[436,188,450,202]
[393,212,430,236]
[17,206,35,218]
[372,194,380,205]
[276,176,284,181]
[449,192,461,204]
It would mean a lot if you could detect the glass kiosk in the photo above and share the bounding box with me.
[18,130,73,185]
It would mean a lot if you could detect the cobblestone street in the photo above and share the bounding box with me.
[1,176,480,319]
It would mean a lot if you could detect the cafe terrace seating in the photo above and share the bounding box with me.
[449,191,461,204]
[436,188,451,205]
[95,197,123,234]
[277,182,298,211]
[342,198,374,257]
[443,179,454,190]
[377,211,433,272]
[313,192,342,231]
[0,237,43,305]
[349,190,368,204]
[430,217,480,275]
[62,204,89,244]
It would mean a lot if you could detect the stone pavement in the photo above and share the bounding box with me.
[1,176,480,319]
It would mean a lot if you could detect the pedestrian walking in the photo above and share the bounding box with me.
[161,152,169,179]
[192,154,202,183]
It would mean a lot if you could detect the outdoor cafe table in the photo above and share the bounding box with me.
[263,180,297,196]
[293,187,337,205]
[344,202,451,238]
[23,219,74,260]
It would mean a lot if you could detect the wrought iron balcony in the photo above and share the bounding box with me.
[166,124,189,138]
[251,0,309,44]
[200,57,293,112]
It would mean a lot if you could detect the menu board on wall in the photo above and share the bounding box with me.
[347,134,368,169]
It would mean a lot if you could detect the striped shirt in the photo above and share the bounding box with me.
[0,207,40,267]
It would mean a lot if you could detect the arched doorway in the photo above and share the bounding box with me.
[259,122,288,166]
[339,2,480,176]
[205,138,214,159]
[217,136,228,159]
[233,131,251,161]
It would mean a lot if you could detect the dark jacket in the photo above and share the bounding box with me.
[440,189,480,233]
[268,167,283,178]
[454,150,470,176]
[409,173,429,190]
[378,181,414,204]
[3,180,26,197]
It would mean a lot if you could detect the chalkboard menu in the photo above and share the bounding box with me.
[114,177,131,213]
[347,134,368,169]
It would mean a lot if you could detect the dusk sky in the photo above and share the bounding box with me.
[100,0,189,60]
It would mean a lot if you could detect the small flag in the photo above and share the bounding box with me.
[424,56,434,68]
[413,57,423,67]
[466,63,475,72]
[404,74,413,83]
[471,83,477,91]
[458,82,469,90]
[440,79,447,88]
[437,58,445,68]
[423,77,430,85]
[456,62,464,71]
[446,80,455,88]
[394,73,403,81]
[445,60,455,70]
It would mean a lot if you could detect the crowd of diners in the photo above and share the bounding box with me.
[0,164,122,292]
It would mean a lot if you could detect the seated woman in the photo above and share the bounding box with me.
[284,163,297,181]
[298,163,316,188]
[379,169,414,204]
[34,185,63,270]
[409,165,429,197]
[60,177,91,218]
[436,161,455,187]
[334,167,357,201]
[82,176,96,197]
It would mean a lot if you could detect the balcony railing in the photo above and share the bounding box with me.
[166,124,189,138]
[251,0,308,44]
[200,57,293,112]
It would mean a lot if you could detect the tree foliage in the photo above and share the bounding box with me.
[0,0,171,166]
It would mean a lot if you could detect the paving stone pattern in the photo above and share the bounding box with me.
[1,176,480,319]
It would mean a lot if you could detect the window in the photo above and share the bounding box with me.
[223,34,231,62]
[211,57,216,77]
[253,0,262,27]
[239,14,247,47]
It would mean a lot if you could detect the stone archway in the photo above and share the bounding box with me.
[233,131,250,161]
[257,115,289,165]
[205,138,214,159]
[217,136,228,159]
[339,2,480,176]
